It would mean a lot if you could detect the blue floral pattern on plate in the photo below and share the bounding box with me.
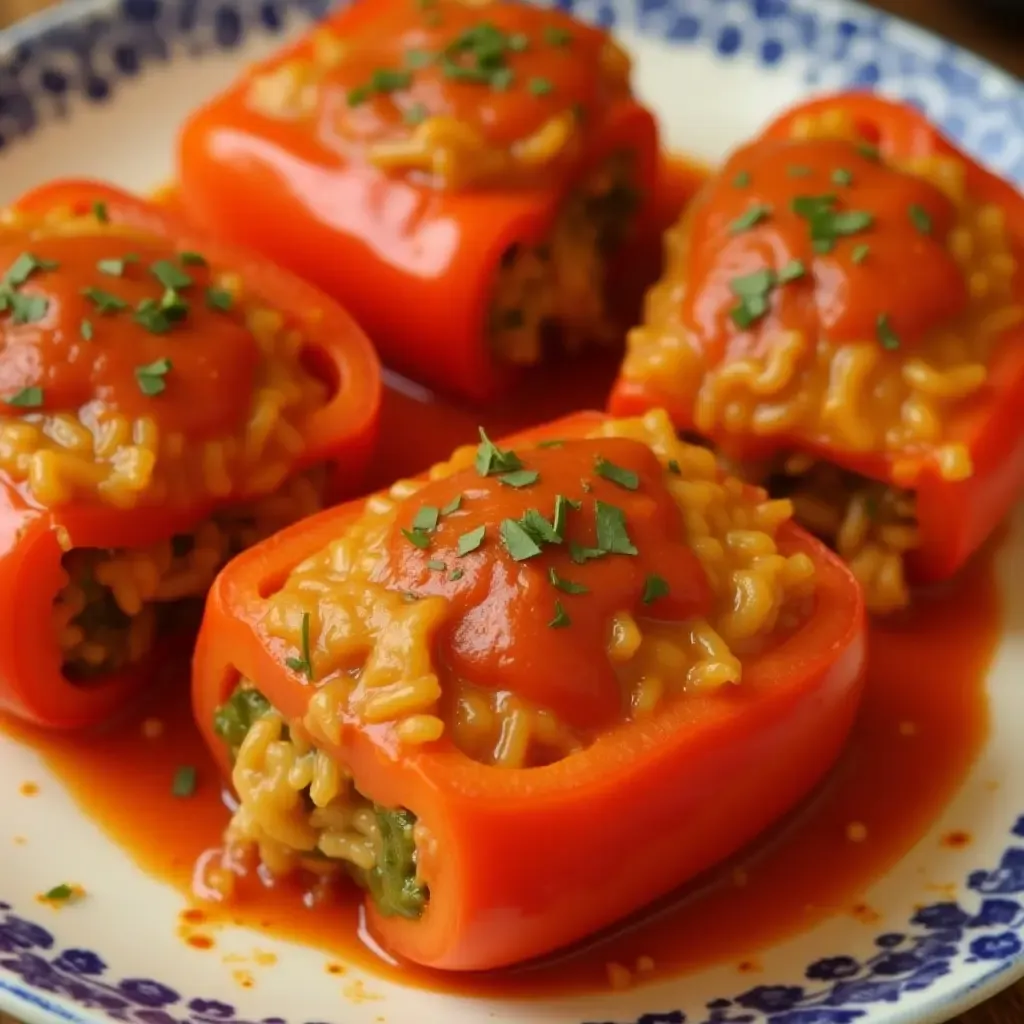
[2,815,1024,1022]
[1,0,1023,1023]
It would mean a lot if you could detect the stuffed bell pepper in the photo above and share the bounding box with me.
[611,93,1024,614]
[192,409,865,971]
[0,180,381,730]
[175,0,659,401]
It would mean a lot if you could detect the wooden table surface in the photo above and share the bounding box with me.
[0,0,1021,1022]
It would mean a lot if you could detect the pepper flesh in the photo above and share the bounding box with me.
[610,92,1024,585]
[0,180,381,729]
[193,410,866,971]
[175,0,659,401]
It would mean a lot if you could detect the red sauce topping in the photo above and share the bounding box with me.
[683,138,968,361]
[0,234,257,436]
[377,437,711,728]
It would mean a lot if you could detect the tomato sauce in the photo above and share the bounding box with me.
[0,154,1000,998]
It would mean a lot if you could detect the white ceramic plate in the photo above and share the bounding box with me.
[2,2,1024,1023]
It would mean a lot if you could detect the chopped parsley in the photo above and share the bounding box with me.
[641,574,670,604]
[449,567,464,581]
[97,257,132,276]
[520,508,561,544]
[475,427,523,476]
[728,203,771,235]
[179,251,207,266]
[791,193,873,254]
[43,884,76,901]
[412,505,440,532]
[786,164,812,178]
[857,142,880,161]
[426,558,446,571]
[528,77,553,97]
[499,469,539,488]
[851,243,871,264]
[80,319,94,341]
[548,601,571,629]
[667,459,681,475]
[594,456,639,491]
[348,67,413,106]
[537,439,564,448]
[7,386,43,409]
[150,259,193,291]
[548,567,588,595]
[205,287,234,312]
[457,525,486,555]
[284,611,314,679]
[569,541,605,564]
[543,25,571,46]
[732,170,751,188]
[908,203,932,235]
[81,287,128,314]
[729,267,776,329]
[876,312,900,351]
[595,501,637,556]
[778,259,806,284]
[441,494,463,515]
[500,518,544,561]
[92,201,109,222]
[401,527,431,549]
[135,357,172,396]
[172,765,197,798]
[831,168,853,186]
[552,493,578,538]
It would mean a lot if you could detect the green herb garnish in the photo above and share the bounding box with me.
[475,427,522,476]
[569,541,605,564]
[403,103,429,126]
[457,525,486,555]
[499,469,539,488]
[7,386,43,409]
[732,170,751,188]
[449,568,464,581]
[150,260,193,291]
[528,77,553,97]
[544,26,571,46]
[205,287,234,312]
[667,459,681,475]
[778,259,806,284]
[595,501,637,555]
[43,884,75,901]
[135,357,172,396]
[412,506,440,532]
[876,312,900,351]
[401,527,431,549]
[179,251,207,266]
[787,165,812,178]
[500,518,543,561]
[851,243,870,264]
[729,203,771,234]
[908,203,932,235]
[92,201,109,222]
[80,319,94,341]
[594,456,639,491]
[171,765,197,798]
[548,567,588,595]
[520,508,561,544]
[641,574,670,604]
[831,168,853,186]
[81,287,128,314]
[441,494,462,515]
[284,611,314,679]
[548,601,571,629]
[426,559,446,571]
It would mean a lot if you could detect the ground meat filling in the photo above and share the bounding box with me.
[490,154,640,366]
[54,469,324,681]
[212,683,428,921]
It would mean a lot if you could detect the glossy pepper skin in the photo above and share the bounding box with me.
[610,92,1024,585]
[0,180,381,730]
[193,411,866,972]
[175,0,659,402]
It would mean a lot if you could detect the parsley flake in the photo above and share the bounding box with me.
[475,427,522,476]
[778,259,806,284]
[594,456,639,491]
[92,201,109,222]
[520,508,561,545]
[426,558,447,571]
[401,527,431,549]
[8,386,43,409]
[441,494,463,515]
[284,611,314,679]
[457,525,486,555]
[732,170,751,188]
[172,765,197,798]
[641,574,670,604]
[851,243,871,264]
[80,319,94,341]
[205,288,234,312]
[179,251,207,266]
[134,357,173,396]
[150,260,193,291]
[82,287,128,314]
[97,258,129,276]
[569,541,605,564]
[543,26,571,46]
[667,459,681,475]
[499,469,539,488]
[876,313,900,351]
[449,568,464,581]
[43,884,75,901]
[729,203,771,235]
[537,439,564,448]
[548,567,588,595]
[787,164,812,178]
[548,601,571,629]
[595,501,637,556]
[528,77,553,97]
[908,203,932,235]
[404,102,429,126]
[501,518,544,561]
[412,505,440,532]
[831,168,853,186]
